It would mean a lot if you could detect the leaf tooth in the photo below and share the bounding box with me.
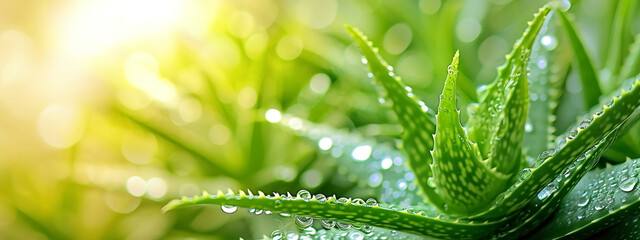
[216,190,225,198]
[258,191,266,198]
[181,196,189,202]
[202,191,210,199]
[227,188,235,196]
[247,189,254,196]
[239,190,246,198]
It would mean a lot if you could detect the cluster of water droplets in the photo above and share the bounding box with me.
[271,227,421,240]
[554,158,640,228]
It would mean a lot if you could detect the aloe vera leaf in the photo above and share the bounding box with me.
[620,34,640,82]
[494,123,619,239]
[556,10,602,108]
[486,47,530,175]
[604,0,635,79]
[277,115,427,207]
[470,78,640,219]
[593,215,640,239]
[163,190,507,240]
[525,11,572,158]
[115,107,239,179]
[270,226,426,240]
[346,25,446,209]
[466,6,550,161]
[530,157,640,239]
[430,51,509,215]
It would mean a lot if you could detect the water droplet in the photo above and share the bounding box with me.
[297,190,312,200]
[381,157,393,169]
[537,189,551,200]
[321,219,335,229]
[377,97,386,103]
[568,129,578,140]
[274,200,283,208]
[594,200,605,210]
[336,221,351,230]
[315,194,327,203]
[286,232,300,240]
[367,72,374,78]
[221,205,238,213]
[294,215,313,229]
[303,227,316,235]
[337,197,349,205]
[361,225,374,233]
[387,66,394,72]
[349,232,364,240]
[518,168,532,181]
[365,198,378,207]
[577,198,589,207]
[352,198,365,206]
[537,148,557,161]
[272,230,284,240]
[620,177,638,192]
[361,58,368,64]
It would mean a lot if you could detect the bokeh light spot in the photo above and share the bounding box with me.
[38,104,84,149]
[276,35,303,60]
[456,18,482,43]
[383,23,413,55]
[126,176,147,197]
[265,109,282,123]
[209,124,231,146]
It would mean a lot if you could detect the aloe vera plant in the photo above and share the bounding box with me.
[163,5,640,239]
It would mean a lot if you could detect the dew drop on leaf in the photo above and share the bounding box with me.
[365,198,378,207]
[594,200,605,211]
[286,232,300,240]
[537,189,551,200]
[274,200,283,209]
[315,194,327,203]
[336,221,351,230]
[577,198,589,207]
[221,205,238,214]
[321,219,335,229]
[297,190,312,200]
[294,215,314,229]
[518,168,532,181]
[349,232,364,240]
[271,230,283,240]
[620,177,638,192]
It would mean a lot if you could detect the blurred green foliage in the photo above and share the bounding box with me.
[0,0,638,239]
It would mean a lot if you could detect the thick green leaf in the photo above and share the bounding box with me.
[531,157,640,239]
[557,10,602,108]
[470,78,640,219]
[346,25,445,209]
[163,190,506,240]
[268,227,426,240]
[494,121,618,239]
[524,11,572,158]
[431,51,509,215]
[466,6,550,162]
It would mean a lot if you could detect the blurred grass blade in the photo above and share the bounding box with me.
[620,34,640,82]
[604,0,635,79]
[116,107,240,179]
[557,10,602,107]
